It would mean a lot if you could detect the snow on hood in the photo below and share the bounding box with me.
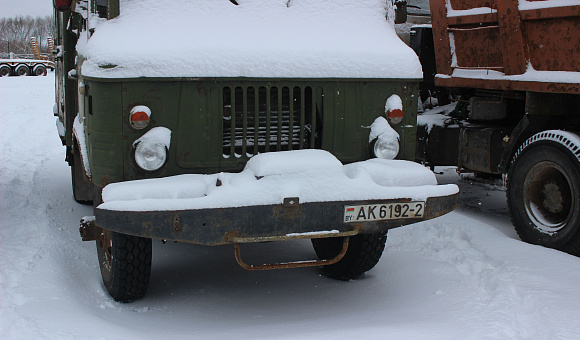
[77,0,422,79]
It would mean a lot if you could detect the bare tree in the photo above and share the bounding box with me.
[0,15,53,56]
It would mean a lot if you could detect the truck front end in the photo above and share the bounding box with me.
[56,0,458,302]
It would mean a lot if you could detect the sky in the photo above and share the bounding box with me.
[1,0,54,19]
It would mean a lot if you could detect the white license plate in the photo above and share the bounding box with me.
[343,202,425,223]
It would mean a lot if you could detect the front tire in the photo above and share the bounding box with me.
[97,230,152,302]
[312,231,387,280]
[507,131,580,255]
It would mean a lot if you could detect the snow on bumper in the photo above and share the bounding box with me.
[94,150,459,245]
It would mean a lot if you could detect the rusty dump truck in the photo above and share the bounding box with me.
[411,0,580,255]
[54,0,459,302]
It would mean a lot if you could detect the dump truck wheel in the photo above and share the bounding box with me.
[312,231,387,280]
[97,229,152,302]
[71,142,93,205]
[15,64,29,76]
[0,65,10,77]
[33,64,47,76]
[507,131,580,255]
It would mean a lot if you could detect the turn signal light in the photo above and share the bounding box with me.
[129,106,151,130]
[387,109,404,125]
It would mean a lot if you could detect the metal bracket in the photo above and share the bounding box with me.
[233,237,350,271]
[227,227,361,271]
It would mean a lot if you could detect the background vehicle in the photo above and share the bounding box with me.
[54,0,458,302]
[410,0,580,255]
[0,37,55,77]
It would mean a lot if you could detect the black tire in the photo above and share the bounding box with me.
[33,64,47,76]
[0,65,10,77]
[71,142,93,205]
[97,229,152,302]
[507,131,580,255]
[15,64,29,76]
[312,231,387,280]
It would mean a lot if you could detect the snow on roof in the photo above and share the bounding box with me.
[77,0,423,79]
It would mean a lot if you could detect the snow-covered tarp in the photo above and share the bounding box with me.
[99,150,458,212]
[77,0,423,79]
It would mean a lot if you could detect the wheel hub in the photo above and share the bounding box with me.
[524,161,573,233]
[541,181,564,214]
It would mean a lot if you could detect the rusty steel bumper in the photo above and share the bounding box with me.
[89,193,459,246]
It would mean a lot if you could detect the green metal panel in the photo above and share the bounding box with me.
[84,81,124,187]
[175,81,229,172]
[121,81,182,180]
[82,77,420,185]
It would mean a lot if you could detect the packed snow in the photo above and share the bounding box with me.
[519,0,580,11]
[441,67,580,85]
[417,102,458,133]
[76,0,422,79]
[2,74,580,339]
[100,149,456,212]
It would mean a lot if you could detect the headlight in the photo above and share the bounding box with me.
[134,140,167,172]
[373,135,399,160]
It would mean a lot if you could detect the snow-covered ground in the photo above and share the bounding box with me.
[1,74,580,339]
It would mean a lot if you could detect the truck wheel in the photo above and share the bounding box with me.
[312,231,387,280]
[71,142,93,205]
[507,131,580,255]
[0,65,10,77]
[97,229,152,302]
[15,64,29,76]
[33,64,47,76]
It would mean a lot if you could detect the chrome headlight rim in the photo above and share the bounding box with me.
[133,140,168,172]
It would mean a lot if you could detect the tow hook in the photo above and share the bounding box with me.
[79,216,101,242]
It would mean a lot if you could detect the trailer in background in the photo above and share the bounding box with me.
[0,37,55,77]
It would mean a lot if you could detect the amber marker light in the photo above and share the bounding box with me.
[129,105,151,130]
[387,108,404,125]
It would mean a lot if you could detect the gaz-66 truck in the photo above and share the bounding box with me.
[54,0,459,302]
[410,0,580,255]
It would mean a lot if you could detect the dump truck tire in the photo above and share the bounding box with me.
[507,131,580,256]
[312,231,387,280]
[96,229,152,302]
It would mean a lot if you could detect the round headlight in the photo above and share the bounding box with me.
[134,140,167,172]
[373,136,399,160]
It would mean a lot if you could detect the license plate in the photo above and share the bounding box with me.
[343,202,425,223]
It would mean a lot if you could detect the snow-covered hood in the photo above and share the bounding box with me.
[77,0,423,79]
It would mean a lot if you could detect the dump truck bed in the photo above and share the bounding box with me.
[430,0,580,94]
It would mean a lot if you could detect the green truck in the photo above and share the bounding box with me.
[53,0,458,302]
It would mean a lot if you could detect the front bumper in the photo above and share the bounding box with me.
[91,151,459,245]
[94,194,459,245]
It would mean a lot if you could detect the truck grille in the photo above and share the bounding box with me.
[222,86,323,158]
